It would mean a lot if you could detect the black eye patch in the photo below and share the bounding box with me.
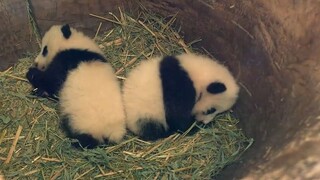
[202,107,216,115]
[207,82,226,94]
[42,46,48,57]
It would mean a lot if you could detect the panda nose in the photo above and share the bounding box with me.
[202,107,216,115]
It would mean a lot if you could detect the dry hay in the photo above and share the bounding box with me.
[0,7,253,179]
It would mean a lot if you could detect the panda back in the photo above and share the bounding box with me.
[123,57,167,134]
[59,61,126,143]
[159,56,196,132]
[124,55,197,140]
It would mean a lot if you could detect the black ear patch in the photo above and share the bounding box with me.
[61,24,72,39]
[207,82,226,94]
[42,46,48,57]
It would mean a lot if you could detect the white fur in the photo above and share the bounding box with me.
[35,25,103,70]
[123,57,167,134]
[60,61,126,143]
[177,53,239,124]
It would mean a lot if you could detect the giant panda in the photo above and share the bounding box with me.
[123,53,239,141]
[26,24,126,148]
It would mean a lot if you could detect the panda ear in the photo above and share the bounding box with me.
[207,82,226,94]
[61,24,72,39]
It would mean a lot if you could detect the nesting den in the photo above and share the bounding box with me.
[0,0,319,179]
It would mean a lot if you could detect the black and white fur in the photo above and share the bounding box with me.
[123,53,239,141]
[26,24,126,148]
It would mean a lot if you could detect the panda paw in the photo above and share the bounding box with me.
[26,67,41,84]
[31,88,49,97]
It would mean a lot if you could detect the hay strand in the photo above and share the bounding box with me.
[4,125,23,164]
[231,20,254,39]
[94,22,102,40]
[50,167,65,180]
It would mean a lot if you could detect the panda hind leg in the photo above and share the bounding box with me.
[137,119,170,141]
[61,116,100,149]
[71,134,100,149]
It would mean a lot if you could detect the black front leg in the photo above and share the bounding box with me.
[26,67,45,89]
[26,67,61,97]
[26,60,67,99]
[26,67,49,98]
[30,87,50,98]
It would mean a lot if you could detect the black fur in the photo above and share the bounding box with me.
[26,49,105,96]
[160,56,196,133]
[207,82,226,94]
[61,24,72,39]
[31,87,59,101]
[42,46,48,57]
[138,119,170,141]
[61,116,100,149]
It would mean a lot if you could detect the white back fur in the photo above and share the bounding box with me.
[60,61,126,143]
[177,53,239,124]
[35,25,103,70]
[123,57,168,134]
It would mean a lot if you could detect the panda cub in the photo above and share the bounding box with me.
[26,24,126,148]
[123,53,239,141]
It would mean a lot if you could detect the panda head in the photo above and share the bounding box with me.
[177,53,240,124]
[34,24,103,71]
[193,80,239,124]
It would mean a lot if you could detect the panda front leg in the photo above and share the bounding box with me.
[26,67,53,98]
